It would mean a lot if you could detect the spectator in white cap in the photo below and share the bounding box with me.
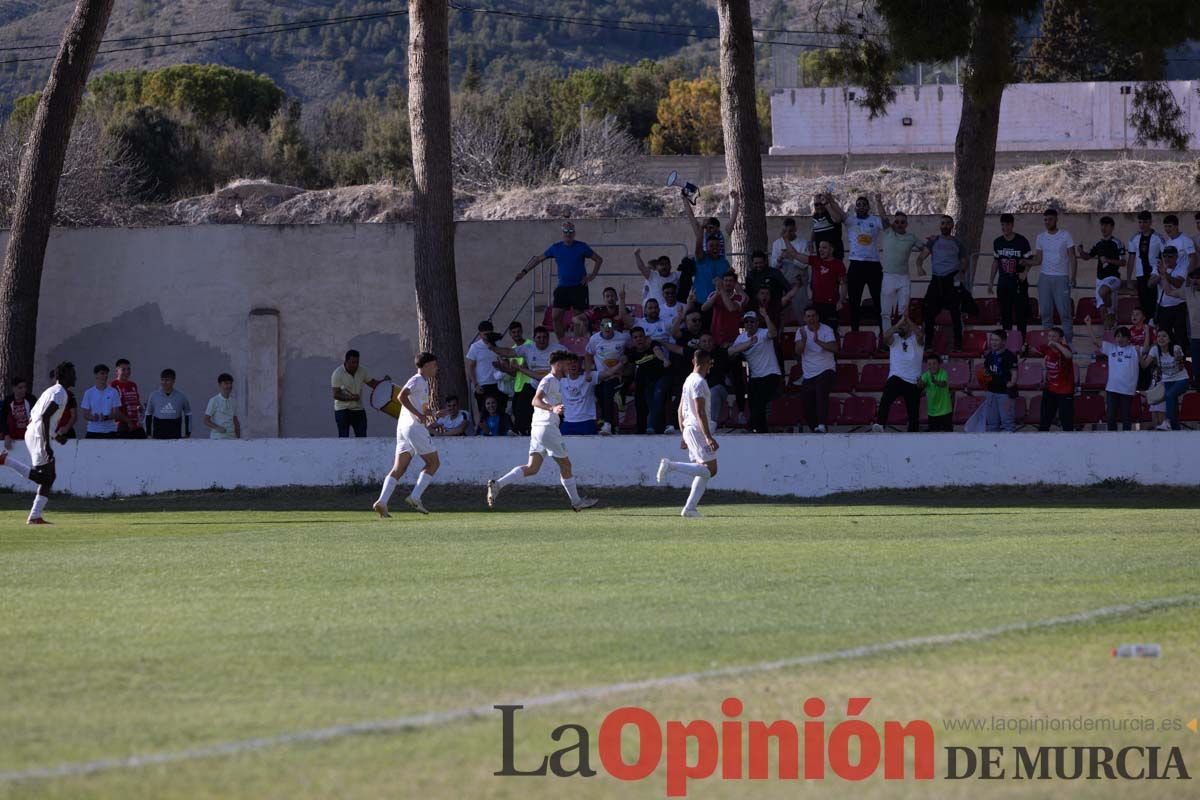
[728,309,780,433]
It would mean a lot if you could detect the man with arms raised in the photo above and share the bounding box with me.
[656,350,719,518]
[374,352,441,517]
[1,362,75,524]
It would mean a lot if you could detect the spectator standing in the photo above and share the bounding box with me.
[331,350,386,438]
[988,213,1033,339]
[110,358,146,439]
[1023,208,1077,343]
[1125,211,1165,324]
[204,373,241,439]
[501,322,535,434]
[585,318,630,434]
[560,356,598,435]
[920,355,953,432]
[800,240,848,333]
[691,234,733,303]
[878,206,926,326]
[1037,326,1075,432]
[1088,322,1139,431]
[695,332,733,429]
[810,192,846,260]
[2,377,31,452]
[1149,245,1190,356]
[587,286,628,331]
[871,313,925,432]
[145,368,192,439]
[80,364,124,439]
[658,282,685,331]
[624,326,671,434]
[744,250,792,314]
[518,221,603,339]
[979,330,1019,433]
[1160,267,1200,389]
[844,194,887,334]
[634,249,679,309]
[917,215,969,352]
[465,321,508,420]
[625,298,673,345]
[684,190,740,259]
[771,218,811,320]
[729,311,781,433]
[1162,214,1198,273]
[703,270,748,346]
[476,395,513,436]
[433,395,469,436]
[795,308,838,432]
[1141,330,1189,431]
[1075,216,1127,323]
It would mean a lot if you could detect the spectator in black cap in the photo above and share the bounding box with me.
[465,320,508,420]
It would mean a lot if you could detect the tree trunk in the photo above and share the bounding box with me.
[408,0,466,403]
[0,0,114,390]
[717,0,768,273]
[946,6,1015,284]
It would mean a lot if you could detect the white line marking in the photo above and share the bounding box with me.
[2,595,1195,783]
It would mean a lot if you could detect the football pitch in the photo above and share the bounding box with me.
[2,485,1198,799]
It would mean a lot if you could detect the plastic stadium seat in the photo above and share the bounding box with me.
[1012,396,1027,427]
[627,303,643,319]
[838,396,878,429]
[825,396,844,426]
[1016,359,1042,391]
[970,297,1001,325]
[950,330,988,358]
[781,304,801,327]
[779,335,796,363]
[931,328,953,355]
[857,362,890,392]
[1005,329,1024,353]
[1074,297,1101,325]
[944,359,970,391]
[1180,392,1200,423]
[886,395,929,427]
[1025,329,1050,353]
[837,304,880,326]
[618,401,637,432]
[1132,394,1150,423]
[952,394,984,425]
[840,331,878,358]
[1117,295,1137,325]
[542,306,577,329]
[786,364,805,393]
[1074,395,1105,426]
[935,309,952,326]
[1082,359,1108,391]
[1026,297,1040,320]
[767,396,805,430]
[832,363,858,393]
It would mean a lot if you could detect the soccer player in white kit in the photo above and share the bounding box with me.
[487,352,598,511]
[656,350,718,517]
[374,352,441,517]
[1,362,76,524]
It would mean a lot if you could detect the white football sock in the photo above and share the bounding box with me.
[412,471,434,500]
[377,475,398,505]
[684,475,709,512]
[561,476,582,504]
[669,461,709,478]
[496,466,525,489]
[29,494,48,519]
[4,455,30,480]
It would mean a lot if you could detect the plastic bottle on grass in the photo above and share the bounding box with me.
[1112,643,1161,658]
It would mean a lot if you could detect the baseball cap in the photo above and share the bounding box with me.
[742,311,758,322]
[1163,245,1179,257]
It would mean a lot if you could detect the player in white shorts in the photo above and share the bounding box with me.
[1,362,76,524]
[655,350,718,517]
[374,352,440,517]
[487,351,598,511]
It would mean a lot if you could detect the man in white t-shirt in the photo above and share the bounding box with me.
[1023,208,1077,342]
[585,318,631,434]
[794,308,839,432]
[771,217,811,322]
[433,395,469,436]
[1154,223,1195,350]
[624,298,672,345]
[634,249,680,309]
[728,311,781,433]
[1088,321,1139,431]
[871,313,925,432]
[658,282,684,332]
[559,357,598,435]
[80,363,125,439]
[655,350,719,518]
[374,352,441,517]
[465,320,508,420]
[1,361,75,524]
[844,194,887,335]
[488,352,598,511]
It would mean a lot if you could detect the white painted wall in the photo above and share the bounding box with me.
[2,433,1196,499]
[769,81,1200,155]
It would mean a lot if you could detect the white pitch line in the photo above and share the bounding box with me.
[3,594,1195,784]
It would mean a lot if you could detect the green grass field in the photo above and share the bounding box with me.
[2,485,1198,799]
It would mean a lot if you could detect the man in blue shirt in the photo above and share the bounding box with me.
[518,221,604,338]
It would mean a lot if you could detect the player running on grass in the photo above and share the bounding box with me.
[1,362,76,524]
[487,352,598,511]
[374,352,440,517]
[656,349,719,517]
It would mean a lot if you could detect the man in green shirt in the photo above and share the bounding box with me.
[920,355,953,431]
[878,202,927,327]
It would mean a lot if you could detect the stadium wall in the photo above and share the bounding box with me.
[0,214,1140,439]
[2,433,1197,498]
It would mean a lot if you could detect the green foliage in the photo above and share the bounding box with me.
[263,100,314,186]
[88,64,286,130]
[105,106,207,201]
[8,92,41,127]
[311,88,411,186]
[649,76,723,155]
[1130,81,1192,151]
[1023,0,1138,82]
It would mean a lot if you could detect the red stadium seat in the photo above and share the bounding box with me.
[1082,359,1108,391]
[1132,394,1150,423]
[767,396,805,430]
[838,396,878,429]
[1117,295,1137,325]
[832,363,858,393]
[886,395,928,427]
[1074,395,1105,426]
[618,400,637,432]
[1016,359,1042,391]
[969,297,1001,325]
[1025,329,1050,353]
[541,306,577,329]
[944,359,970,391]
[857,362,890,392]
[1074,297,1101,325]
[840,331,878,358]
[1012,396,1027,427]
[785,363,805,393]
[935,309,951,326]
[779,335,796,363]
[1005,329,1024,354]
[931,328,953,355]
[950,330,988,358]
[952,394,984,425]
[825,396,844,426]
[1180,392,1200,424]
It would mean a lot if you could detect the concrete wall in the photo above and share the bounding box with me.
[0,213,1158,439]
[769,81,1200,155]
[2,433,1197,498]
